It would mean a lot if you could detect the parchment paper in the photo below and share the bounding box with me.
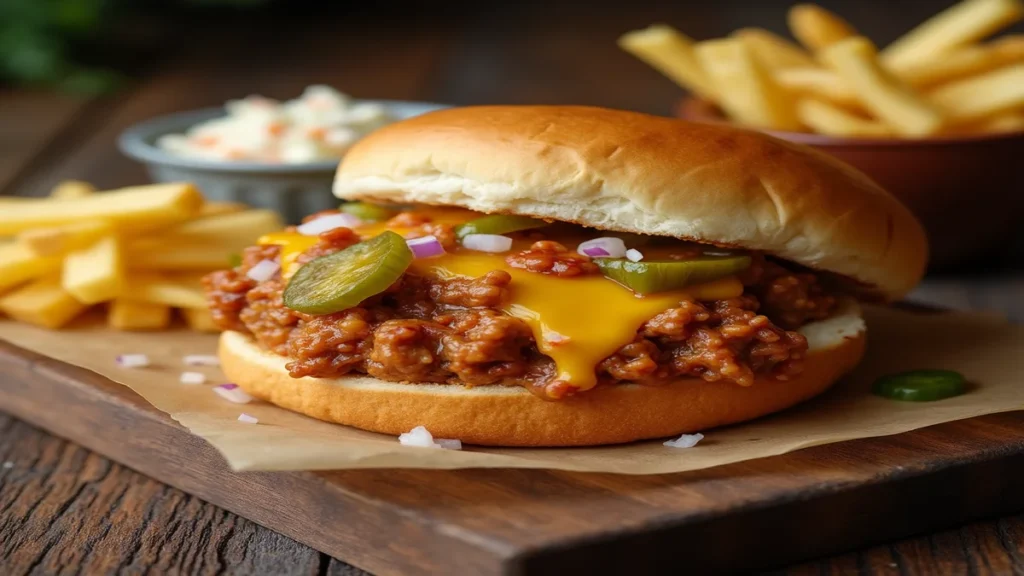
[1,306,1021,475]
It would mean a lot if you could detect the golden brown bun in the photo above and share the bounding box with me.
[334,106,927,301]
[219,303,866,447]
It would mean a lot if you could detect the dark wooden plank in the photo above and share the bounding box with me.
[773,513,1024,575]
[2,334,1024,576]
[0,412,332,576]
[0,91,91,196]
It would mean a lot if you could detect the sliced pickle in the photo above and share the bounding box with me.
[340,201,396,222]
[283,231,412,314]
[595,255,752,295]
[454,214,548,239]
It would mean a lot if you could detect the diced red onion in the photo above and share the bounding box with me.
[578,237,627,258]
[116,354,150,368]
[398,426,461,449]
[246,259,279,282]
[213,383,253,404]
[237,413,259,424]
[663,432,704,448]
[296,213,361,236]
[406,235,446,259]
[179,371,206,385]
[625,248,644,262]
[461,234,513,253]
[183,354,220,367]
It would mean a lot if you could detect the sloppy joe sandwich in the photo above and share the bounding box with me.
[204,105,928,447]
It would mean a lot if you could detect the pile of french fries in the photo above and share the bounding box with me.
[0,181,282,331]
[619,0,1024,138]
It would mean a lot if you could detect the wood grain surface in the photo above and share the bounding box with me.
[3,336,1024,575]
[1,1,1023,574]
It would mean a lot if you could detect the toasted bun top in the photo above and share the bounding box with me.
[334,105,928,300]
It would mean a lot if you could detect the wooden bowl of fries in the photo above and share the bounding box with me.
[676,97,1024,269]
[619,0,1024,268]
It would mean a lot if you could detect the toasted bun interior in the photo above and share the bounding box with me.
[219,302,867,447]
[334,105,927,301]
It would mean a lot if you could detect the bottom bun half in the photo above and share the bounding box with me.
[219,302,867,447]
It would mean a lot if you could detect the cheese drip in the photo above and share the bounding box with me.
[410,251,742,391]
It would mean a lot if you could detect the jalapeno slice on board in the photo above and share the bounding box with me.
[454,214,548,239]
[283,231,413,315]
[594,255,752,295]
[872,369,967,402]
[340,202,396,222]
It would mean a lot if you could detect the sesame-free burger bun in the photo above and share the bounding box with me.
[334,105,928,301]
[219,302,866,447]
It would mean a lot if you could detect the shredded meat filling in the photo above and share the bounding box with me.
[203,215,838,400]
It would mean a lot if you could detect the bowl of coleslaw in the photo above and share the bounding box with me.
[119,86,448,223]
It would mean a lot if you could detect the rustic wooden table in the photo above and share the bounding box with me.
[2,2,1023,574]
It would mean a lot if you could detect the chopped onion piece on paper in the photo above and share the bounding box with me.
[578,237,627,259]
[213,383,254,404]
[183,354,220,367]
[237,413,259,424]
[116,354,150,368]
[398,426,462,450]
[664,432,704,449]
[179,371,206,385]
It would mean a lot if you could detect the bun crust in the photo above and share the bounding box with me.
[219,304,867,447]
[334,106,927,300]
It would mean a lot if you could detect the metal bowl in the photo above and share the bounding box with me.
[118,100,449,223]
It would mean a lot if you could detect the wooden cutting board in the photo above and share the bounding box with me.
[2,338,1024,576]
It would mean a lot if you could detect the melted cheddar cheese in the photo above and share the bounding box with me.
[410,251,742,390]
[258,212,744,391]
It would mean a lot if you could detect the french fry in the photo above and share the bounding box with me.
[181,307,220,333]
[108,300,171,331]
[898,44,1006,87]
[881,0,1024,70]
[695,38,803,131]
[199,201,249,218]
[796,99,895,137]
[17,219,114,256]
[0,243,62,294]
[0,277,87,329]
[821,37,945,136]
[928,63,1024,122]
[990,34,1024,60]
[618,25,718,99]
[732,28,816,70]
[975,111,1024,132]
[774,67,863,109]
[49,180,95,200]
[62,236,124,304]
[928,64,1024,123]
[120,273,207,309]
[159,209,283,245]
[788,4,859,51]
[945,110,1024,134]
[125,241,237,271]
[0,182,203,235]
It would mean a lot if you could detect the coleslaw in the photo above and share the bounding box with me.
[156,85,393,164]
